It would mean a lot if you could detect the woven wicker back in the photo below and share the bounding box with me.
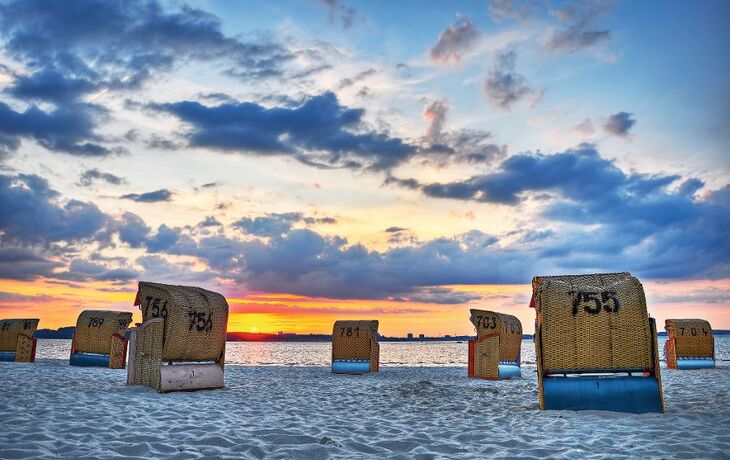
[332,320,378,360]
[533,273,653,373]
[74,310,133,354]
[665,319,713,358]
[136,281,228,362]
[0,319,39,352]
[469,309,522,362]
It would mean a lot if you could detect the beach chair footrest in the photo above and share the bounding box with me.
[498,363,521,379]
[0,351,17,362]
[332,360,371,374]
[70,352,111,367]
[160,363,224,392]
[675,358,715,369]
[542,375,662,413]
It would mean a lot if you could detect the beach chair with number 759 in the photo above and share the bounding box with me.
[331,320,379,374]
[531,272,664,413]
[127,281,229,392]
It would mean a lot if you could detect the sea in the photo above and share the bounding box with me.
[34,337,730,366]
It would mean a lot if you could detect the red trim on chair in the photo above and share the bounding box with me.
[468,339,475,377]
[134,290,141,306]
[112,332,129,369]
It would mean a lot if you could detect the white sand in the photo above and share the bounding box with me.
[1,361,728,459]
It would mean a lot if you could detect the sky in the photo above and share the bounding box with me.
[0,0,728,336]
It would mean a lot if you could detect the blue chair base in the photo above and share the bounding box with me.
[332,360,371,374]
[0,351,16,362]
[498,363,521,379]
[676,358,715,369]
[542,375,662,413]
[70,352,110,367]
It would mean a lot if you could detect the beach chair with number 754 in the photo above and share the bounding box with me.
[127,281,229,392]
[0,319,39,363]
[531,272,664,413]
[331,320,379,374]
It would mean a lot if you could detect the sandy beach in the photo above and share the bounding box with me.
[1,360,728,459]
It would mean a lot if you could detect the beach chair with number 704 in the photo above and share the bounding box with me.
[664,319,715,369]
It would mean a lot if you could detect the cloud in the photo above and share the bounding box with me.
[489,0,540,22]
[77,168,127,187]
[233,212,336,237]
[0,101,119,156]
[426,130,508,165]
[429,18,481,65]
[604,111,636,137]
[199,216,222,227]
[337,68,377,90]
[423,100,449,142]
[0,174,109,245]
[573,118,595,136]
[0,248,61,280]
[151,92,416,171]
[545,0,611,53]
[120,189,173,203]
[117,212,151,248]
[56,258,138,282]
[484,50,541,110]
[385,226,408,233]
[316,0,357,29]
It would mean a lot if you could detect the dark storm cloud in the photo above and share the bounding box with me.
[233,212,337,238]
[429,18,481,65]
[0,248,61,280]
[77,168,127,187]
[545,0,611,53]
[151,92,416,171]
[120,189,173,203]
[604,111,636,137]
[484,50,540,111]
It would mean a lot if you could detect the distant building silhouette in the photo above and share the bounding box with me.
[419,333,425,339]
[407,333,413,339]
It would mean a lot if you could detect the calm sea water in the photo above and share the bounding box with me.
[35,337,730,366]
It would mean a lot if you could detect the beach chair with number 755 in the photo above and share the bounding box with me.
[127,281,229,392]
[331,320,379,374]
[531,272,664,413]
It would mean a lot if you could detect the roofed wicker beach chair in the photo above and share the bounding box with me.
[127,281,229,392]
[70,310,133,368]
[332,320,379,374]
[0,319,39,363]
[468,309,522,380]
[531,273,664,413]
[664,319,715,369]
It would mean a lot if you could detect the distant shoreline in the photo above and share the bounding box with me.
[32,327,730,342]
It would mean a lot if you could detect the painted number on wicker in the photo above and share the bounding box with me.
[474,316,497,330]
[570,290,620,315]
[339,327,360,337]
[188,310,213,332]
[678,327,710,336]
[143,296,168,318]
[87,317,105,328]
[1,322,9,331]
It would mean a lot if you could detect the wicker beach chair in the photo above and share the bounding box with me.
[531,273,664,413]
[664,319,715,369]
[126,281,229,392]
[70,310,133,368]
[0,319,39,363]
[468,309,522,380]
[332,320,379,374]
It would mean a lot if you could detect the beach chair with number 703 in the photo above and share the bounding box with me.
[468,309,522,380]
[127,281,229,392]
[531,272,664,413]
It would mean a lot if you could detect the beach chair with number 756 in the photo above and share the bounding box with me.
[531,273,664,413]
[127,281,229,392]
[331,320,379,374]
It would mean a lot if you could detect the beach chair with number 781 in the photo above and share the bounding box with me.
[331,320,379,374]
[0,319,39,363]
